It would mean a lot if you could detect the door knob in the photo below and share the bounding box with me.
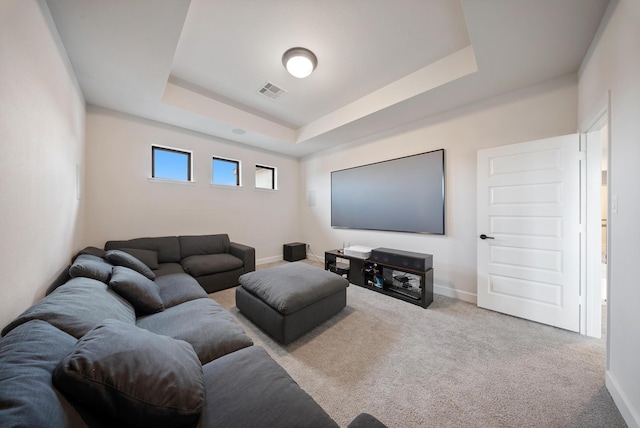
[479,234,495,240]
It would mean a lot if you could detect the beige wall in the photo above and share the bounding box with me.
[300,75,578,303]
[0,0,85,328]
[84,108,300,263]
[579,0,640,425]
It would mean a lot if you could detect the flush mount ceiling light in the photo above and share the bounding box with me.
[282,47,317,78]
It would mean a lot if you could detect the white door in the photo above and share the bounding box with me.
[477,134,581,332]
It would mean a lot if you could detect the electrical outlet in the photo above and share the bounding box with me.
[307,244,311,250]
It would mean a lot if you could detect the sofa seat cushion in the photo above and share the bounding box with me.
[0,320,95,428]
[68,254,113,283]
[154,262,187,276]
[239,262,349,315]
[198,346,338,428]
[136,298,252,364]
[109,266,164,315]
[53,320,204,428]
[1,277,136,339]
[181,253,244,277]
[105,249,156,280]
[154,273,208,308]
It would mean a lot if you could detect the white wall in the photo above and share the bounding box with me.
[84,108,300,263]
[300,75,578,302]
[0,1,85,328]
[579,0,640,426]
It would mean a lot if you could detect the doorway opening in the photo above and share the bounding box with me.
[582,92,610,339]
[600,125,609,334]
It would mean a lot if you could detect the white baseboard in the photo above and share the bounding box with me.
[434,283,477,304]
[258,253,325,266]
[256,255,282,265]
[606,370,640,428]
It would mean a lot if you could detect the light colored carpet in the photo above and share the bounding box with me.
[211,261,626,428]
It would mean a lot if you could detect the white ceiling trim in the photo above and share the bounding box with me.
[296,45,478,144]
[162,80,297,144]
[162,45,479,148]
[162,45,478,149]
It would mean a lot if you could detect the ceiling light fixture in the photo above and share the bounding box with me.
[282,47,317,78]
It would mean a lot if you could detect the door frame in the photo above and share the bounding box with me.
[579,91,611,340]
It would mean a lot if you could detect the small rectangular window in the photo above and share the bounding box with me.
[152,146,192,181]
[212,157,240,186]
[255,164,276,190]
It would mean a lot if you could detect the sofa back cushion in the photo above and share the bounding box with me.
[179,234,230,258]
[105,236,181,264]
[76,246,107,259]
[118,247,159,269]
[1,277,136,339]
[0,320,96,428]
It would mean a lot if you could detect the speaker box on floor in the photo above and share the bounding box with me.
[283,242,306,262]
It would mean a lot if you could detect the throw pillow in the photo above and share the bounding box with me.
[109,266,164,315]
[53,320,204,428]
[68,254,113,283]
[105,249,155,280]
[119,247,159,270]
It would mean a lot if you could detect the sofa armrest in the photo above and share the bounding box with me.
[229,242,255,272]
[347,413,388,428]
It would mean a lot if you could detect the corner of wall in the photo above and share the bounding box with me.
[606,371,640,428]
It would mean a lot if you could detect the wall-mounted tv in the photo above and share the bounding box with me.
[331,149,445,234]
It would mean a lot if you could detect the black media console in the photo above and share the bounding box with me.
[325,248,433,309]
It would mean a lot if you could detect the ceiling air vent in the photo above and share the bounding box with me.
[257,82,287,100]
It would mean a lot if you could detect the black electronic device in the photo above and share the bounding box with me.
[283,242,306,262]
[370,247,433,271]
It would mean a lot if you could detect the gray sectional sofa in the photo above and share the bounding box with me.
[104,234,256,293]
[0,234,385,427]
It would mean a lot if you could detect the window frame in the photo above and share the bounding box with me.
[255,164,277,190]
[151,145,193,182]
[212,156,241,187]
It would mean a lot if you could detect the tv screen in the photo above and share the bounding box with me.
[331,149,445,234]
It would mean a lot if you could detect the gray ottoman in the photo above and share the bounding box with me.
[236,262,348,344]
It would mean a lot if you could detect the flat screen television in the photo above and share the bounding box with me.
[331,149,445,234]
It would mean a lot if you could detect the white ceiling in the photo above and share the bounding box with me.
[45,0,609,158]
